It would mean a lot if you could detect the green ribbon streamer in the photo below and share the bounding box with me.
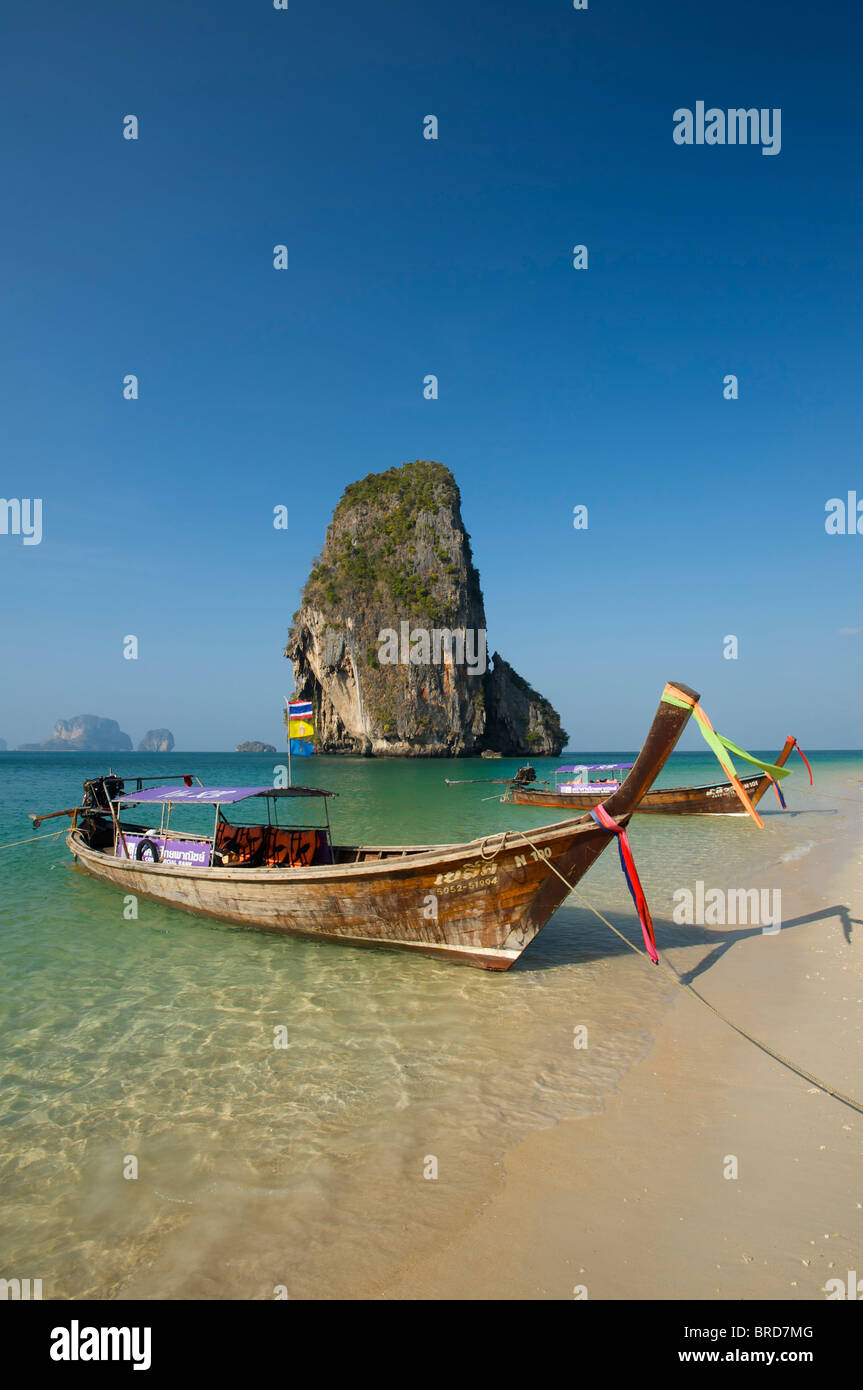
[661,692,792,783]
[717,735,792,782]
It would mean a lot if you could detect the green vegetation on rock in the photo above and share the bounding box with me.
[301,461,474,626]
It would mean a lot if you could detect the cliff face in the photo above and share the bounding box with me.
[286,461,567,757]
[20,715,133,752]
[138,729,175,753]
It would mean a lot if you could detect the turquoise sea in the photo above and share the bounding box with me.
[1,747,861,1298]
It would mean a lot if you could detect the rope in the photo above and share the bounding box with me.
[0,828,67,852]
[480,831,509,861]
[512,826,863,1117]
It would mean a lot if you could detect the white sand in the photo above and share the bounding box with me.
[376,831,863,1300]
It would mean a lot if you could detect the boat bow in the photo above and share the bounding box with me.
[599,681,701,820]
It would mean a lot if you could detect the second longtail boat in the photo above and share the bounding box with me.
[502,736,807,817]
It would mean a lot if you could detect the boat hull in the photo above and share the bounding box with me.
[68,817,617,969]
[507,774,767,815]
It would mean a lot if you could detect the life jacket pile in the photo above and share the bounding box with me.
[216,823,332,867]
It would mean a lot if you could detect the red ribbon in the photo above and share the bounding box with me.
[792,739,814,786]
[590,803,659,964]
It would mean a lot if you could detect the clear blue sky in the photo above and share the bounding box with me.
[1,0,861,750]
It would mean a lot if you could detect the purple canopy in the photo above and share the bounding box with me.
[114,784,334,804]
[556,763,634,775]
[114,785,271,805]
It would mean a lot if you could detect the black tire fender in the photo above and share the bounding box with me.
[135,836,161,863]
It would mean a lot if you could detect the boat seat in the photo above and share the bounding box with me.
[216,823,331,867]
[216,823,267,865]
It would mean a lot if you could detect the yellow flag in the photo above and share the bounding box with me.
[290,719,314,739]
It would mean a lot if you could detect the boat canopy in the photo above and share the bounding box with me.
[556,763,634,775]
[113,784,335,805]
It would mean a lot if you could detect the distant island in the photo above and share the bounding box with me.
[286,460,567,757]
[138,729,175,753]
[19,716,176,753]
[236,741,277,753]
[20,715,133,752]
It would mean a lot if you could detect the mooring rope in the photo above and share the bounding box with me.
[479,831,510,861]
[0,828,67,852]
[513,827,863,1117]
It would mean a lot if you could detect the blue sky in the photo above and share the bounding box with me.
[1,0,861,750]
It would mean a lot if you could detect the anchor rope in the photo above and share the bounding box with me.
[479,831,510,861]
[512,826,863,1117]
[0,828,67,852]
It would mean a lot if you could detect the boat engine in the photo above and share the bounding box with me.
[513,765,537,787]
[82,774,125,811]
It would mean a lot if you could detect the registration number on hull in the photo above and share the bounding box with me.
[432,846,552,893]
[705,780,760,799]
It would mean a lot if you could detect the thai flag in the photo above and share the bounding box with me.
[287,700,313,721]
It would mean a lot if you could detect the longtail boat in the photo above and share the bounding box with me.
[35,681,697,970]
[502,737,800,817]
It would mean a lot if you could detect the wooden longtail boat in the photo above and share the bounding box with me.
[502,737,798,816]
[51,681,697,970]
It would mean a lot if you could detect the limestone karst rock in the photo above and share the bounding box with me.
[137,729,175,753]
[20,715,134,752]
[285,461,567,757]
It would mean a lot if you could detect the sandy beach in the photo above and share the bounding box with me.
[377,818,863,1301]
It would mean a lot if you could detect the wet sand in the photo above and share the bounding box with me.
[376,826,863,1300]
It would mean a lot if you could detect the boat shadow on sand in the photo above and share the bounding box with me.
[519,901,861,975]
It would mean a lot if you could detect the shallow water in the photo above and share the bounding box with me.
[1,748,860,1297]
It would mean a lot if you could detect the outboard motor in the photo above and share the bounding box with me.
[82,774,125,811]
[513,765,537,787]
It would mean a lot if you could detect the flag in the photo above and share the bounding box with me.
[286,698,315,757]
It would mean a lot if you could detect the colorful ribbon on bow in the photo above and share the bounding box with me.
[661,684,793,828]
[770,777,787,809]
[791,739,814,785]
[590,802,659,964]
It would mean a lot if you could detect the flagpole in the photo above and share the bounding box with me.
[284,697,292,788]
